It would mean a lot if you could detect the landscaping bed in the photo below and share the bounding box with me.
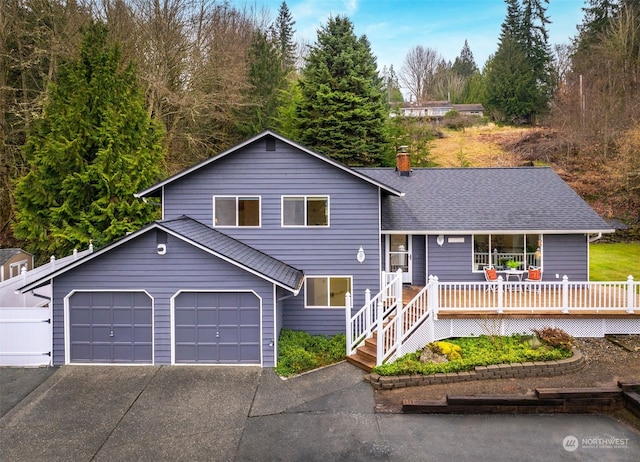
[373,335,640,431]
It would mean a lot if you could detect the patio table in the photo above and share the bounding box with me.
[498,270,527,291]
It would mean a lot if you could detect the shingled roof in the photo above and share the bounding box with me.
[20,217,304,294]
[356,167,613,233]
[158,216,304,292]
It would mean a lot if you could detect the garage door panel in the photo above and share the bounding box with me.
[174,292,260,364]
[71,326,91,341]
[197,326,216,342]
[197,308,216,324]
[69,292,152,364]
[175,326,195,342]
[92,308,111,324]
[113,308,132,324]
[239,345,260,362]
[239,326,260,342]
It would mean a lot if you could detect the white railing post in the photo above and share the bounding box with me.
[432,276,439,320]
[364,289,371,334]
[562,275,569,313]
[627,275,635,314]
[376,313,383,366]
[396,268,403,307]
[345,292,352,355]
[497,276,504,313]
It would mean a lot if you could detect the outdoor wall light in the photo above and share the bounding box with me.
[157,244,167,255]
[269,339,274,347]
[356,246,366,263]
[436,235,445,246]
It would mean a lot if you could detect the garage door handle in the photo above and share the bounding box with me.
[216,332,219,338]
[109,331,114,337]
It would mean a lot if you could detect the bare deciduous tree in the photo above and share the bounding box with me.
[399,45,441,103]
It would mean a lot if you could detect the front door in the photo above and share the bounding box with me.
[388,235,412,284]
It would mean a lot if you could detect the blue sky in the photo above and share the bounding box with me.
[242,0,584,72]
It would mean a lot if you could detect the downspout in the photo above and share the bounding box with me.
[589,232,603,243]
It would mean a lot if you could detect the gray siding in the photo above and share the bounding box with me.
[52,231,277,366]
[542,234,589,281]
[425,234,589,283]
[427,235,479,282]
[163,138,382,336]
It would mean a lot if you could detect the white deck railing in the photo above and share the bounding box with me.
[347,274,637,368]
[433,275,638,315]
[345,269,403,356]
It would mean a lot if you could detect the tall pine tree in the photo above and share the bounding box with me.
[296,16,390,166]
[485,0,553,123]
[13,22,165,260]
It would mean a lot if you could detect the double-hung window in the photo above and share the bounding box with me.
[213,196,260,227]
[305,276,352,308]
[282,196,329,227]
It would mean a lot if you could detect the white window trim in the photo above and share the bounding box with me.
[304,275,352,309]
[281,195,330,228]
[9,259,28,278]
[212,195,261,228]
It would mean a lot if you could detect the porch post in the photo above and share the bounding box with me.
[345,292,352,355]
[627,275,635,314]
[497,276,504,313]
[364,289,371,333]
[562,276,569,313]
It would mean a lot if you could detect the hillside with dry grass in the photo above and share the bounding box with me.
[427,124,639,234]
[427,124,532,168]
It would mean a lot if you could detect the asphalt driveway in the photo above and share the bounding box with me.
[1,363,639,461]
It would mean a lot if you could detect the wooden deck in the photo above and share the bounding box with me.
[402,285,640,318]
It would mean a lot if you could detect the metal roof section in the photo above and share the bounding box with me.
[136,130,402,198]
[356,167,614,233]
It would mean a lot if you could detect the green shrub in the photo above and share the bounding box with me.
[275,329,346,377]
[372,334,572,376]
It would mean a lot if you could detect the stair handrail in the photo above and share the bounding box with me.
[377,276,434,365]
[346,269,403,356]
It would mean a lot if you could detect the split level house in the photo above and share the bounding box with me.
[20,131,617,367]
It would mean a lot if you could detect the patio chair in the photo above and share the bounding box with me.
[525,266,542,292]
[483,266,499,292]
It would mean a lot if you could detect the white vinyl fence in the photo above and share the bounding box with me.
[0,307,52,366]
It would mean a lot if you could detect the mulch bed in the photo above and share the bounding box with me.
[373,335,640,431]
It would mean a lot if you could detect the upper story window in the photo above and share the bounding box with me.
[213,196,260,227]
[282,196,329,227]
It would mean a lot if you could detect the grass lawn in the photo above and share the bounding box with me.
[590,242,640,281]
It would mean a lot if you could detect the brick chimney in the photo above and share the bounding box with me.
[396,146,411,176]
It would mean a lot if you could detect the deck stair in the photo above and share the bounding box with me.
[347,286,425,372]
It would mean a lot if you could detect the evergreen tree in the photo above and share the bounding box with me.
[239,29,285,135]
[296,16,390,166]
[485,0,553,123]
[452,40,478,78]
[381,65,404,104]
[13,22,165,260]
[271,1,297,72]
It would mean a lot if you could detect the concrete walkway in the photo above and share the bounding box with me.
[1,362,639,461]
